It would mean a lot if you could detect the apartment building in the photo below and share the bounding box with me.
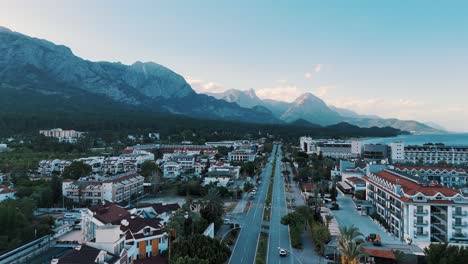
[392,165,468,188]
[364,169,468,244]
[39,128,84,143]
[62,173,144,204]
[38,159,72,176]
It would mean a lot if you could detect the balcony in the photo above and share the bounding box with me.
[452,233,467,239]
[414,209,428,216]
[414,220,428,227]
[415,232,428,237]
[453,222,467,228]
[453,211,467,217]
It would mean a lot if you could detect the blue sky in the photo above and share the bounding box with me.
[1,0,467,131]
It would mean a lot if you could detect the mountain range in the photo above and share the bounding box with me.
[0,26,280,125]
[206,88,443,134]
[0,27,441,134]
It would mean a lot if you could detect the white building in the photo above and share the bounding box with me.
[351,141,363,156]
[402,144,468,165]
[317,141,355,159]
[62,173,144,204]
[364,169,468,244]
[39,128,84,143]
[389,142,405,162]
[228,150,256,162]
[38,159,72,176]
[162,162,181,178]
[299,136,316,154]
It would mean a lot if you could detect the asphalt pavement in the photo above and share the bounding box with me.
[267,146,296,264]
[229,145,278,264]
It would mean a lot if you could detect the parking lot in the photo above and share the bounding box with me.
[332,193,403,244]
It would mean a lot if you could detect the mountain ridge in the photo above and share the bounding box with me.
[0,28,281,124]
[206,88,443,134]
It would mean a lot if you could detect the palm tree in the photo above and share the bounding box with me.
[338,225,366,264]
[325,214,334,228]
[339,241,367,264]
[339,225,363,244]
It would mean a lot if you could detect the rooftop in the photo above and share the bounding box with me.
[367,170,461,197]
[89,201,130,225]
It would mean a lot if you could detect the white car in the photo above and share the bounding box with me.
[223,219,233,225]
[279,248,287,256]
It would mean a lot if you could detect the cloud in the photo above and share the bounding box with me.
[304,72,313,79]
[315,64,323,73]
[315,86,331,97]
[185,76,226,93]
[256,86,306,102]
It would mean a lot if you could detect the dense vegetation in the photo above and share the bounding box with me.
[170,234,230,264]
[424,243,468,264]
[0,199,54,253]
[0,86,405,143]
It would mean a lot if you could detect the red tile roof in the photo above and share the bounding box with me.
[373,170,460,197]
[0,185,15,194]
[302,183,314,192]
[363,248,396,260]
[346,177,366,183]
[90,201,130,225]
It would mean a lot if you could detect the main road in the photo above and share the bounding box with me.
[229,145,278,264]
[267,145,297,264]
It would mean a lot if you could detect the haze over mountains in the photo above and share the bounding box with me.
[207,89,443,133]
[0,27,441,133]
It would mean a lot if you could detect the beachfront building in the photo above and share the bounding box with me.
[391,165,468,188]
[394,143,468,165]
[364,169,468,244]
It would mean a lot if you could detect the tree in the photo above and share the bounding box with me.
[338,225,366,264]
[243,182,254,192]
[330,182,338,202]
[51,175,63,205]
[171,234,230,264]
[200,188,224,228]
[62,161,92,180]
[423,243,468,264]
[140,160,160,178]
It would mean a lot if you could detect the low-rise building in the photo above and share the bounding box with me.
[364,169,468,244]
[162,162,181,179]
[38,159,72,176]
[228,150,256,162]
[402,143,468,165]
[81,201,169,263]
[63,173,144,204]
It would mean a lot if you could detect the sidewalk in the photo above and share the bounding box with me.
[287,164,327,264]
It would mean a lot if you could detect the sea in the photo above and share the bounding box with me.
[362,133,468,146]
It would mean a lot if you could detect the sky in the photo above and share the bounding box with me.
[1,0,467,131]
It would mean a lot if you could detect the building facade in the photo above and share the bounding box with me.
[364,170,468,244]
[39,128,84,143]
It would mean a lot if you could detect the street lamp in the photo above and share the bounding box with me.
[277,247,303,264]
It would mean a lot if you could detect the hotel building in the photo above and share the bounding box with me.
[364,170,468,244]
